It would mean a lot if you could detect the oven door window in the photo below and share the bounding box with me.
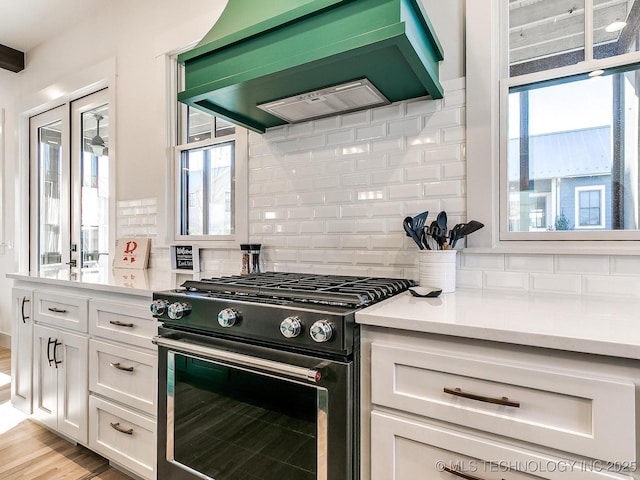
[167,351,326,480]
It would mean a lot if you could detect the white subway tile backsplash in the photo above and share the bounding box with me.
[443,89,466,108]
[506,254,554,272]
[288,122,314,136]
[424,108,461,129]
[461,253,505,270]
[341,236,370,249]
[340,204,369,218]
[422,180,464,198]
[388,117,422,136]
[355,251,387,265]
[356,124,386,140]
[326,220,356,233]
[313,117,339,132]
[314,205,341,218]
[341,173,371,187]
[425,144,462,163]
[325,191,354,204]
[371,234,404,249]
[530,273,582,295]
[555,255,610,274]
[483,271,529,291]
[610,256,640,276]
[442,162,466,179]
[405,165,441,182]
[407,131,441,147]
[370,202,404,217]
[443,126,466,143]
[372,168,402,185]
[388,150,422,167]
[341,110,370,127]
[388,183,422,200]
[299,221,325,234]
[355,219,386,233]
[582,275,640,298]
[327,130,355,145]
[372,137,404,153]
[456,269,483,288]
[406,98,440,116]
[373,104,403,121]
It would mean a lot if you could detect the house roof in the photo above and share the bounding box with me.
[508,125,612,182]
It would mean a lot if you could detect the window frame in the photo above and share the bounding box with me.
[166,55,248,249]
[466,0,640,251]
[575,185,606,229]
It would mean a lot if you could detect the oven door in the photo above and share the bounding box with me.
[154,328,356,480]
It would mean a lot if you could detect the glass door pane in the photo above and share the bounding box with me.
[79,104,109,270]
[30,105,70,271]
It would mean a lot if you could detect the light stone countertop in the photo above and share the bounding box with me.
[7,268,211,297]
[356,288,640,360]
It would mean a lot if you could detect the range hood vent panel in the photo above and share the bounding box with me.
[178,0,444,133]
[257,79,390,123]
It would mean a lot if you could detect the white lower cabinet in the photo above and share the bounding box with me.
[89,395,156,480]
[11,288,33,414]
[32,323,88,444]
[371,410,633,480]
[363,328,640,480]
[87,296,158,480]
[10,280,158,480]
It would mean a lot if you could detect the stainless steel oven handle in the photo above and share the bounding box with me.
[153,335,322,383]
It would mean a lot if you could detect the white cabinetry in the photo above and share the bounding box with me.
[32,323,89,443]
[10,278,158,480]
[11,288,33,413]
[362,328,639,480]
[88,295,157,480]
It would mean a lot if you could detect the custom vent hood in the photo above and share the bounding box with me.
[178,0,444,133]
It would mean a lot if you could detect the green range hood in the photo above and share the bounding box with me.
[178,0,444,134]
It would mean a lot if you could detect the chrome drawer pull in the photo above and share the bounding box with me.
[48,307,68,313]
[109,320,135,328]
[444,466,504,480]
[110,362,134,372]
[443,387,520,408]
[110,422,133,435]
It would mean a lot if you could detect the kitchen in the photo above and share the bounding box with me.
[2,0,640,479]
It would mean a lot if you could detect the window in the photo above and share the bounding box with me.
[29,90,110,270]
[576,185,605,228]
[500,0,640,240]
[172,63,248,246]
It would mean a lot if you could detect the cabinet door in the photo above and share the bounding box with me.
[57,329,89,443]
[32,324,59,430]
[11,288,33,414]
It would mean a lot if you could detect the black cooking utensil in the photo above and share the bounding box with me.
[412,211,428,239]
[451,220,485,248]
[403,216,425,249]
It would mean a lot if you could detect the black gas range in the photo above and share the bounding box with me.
[151,272,413,480]
[151,271,414,357]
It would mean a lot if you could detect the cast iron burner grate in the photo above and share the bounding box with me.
[181,272,414,307]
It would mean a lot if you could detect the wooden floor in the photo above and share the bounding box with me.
[0,346,133,480]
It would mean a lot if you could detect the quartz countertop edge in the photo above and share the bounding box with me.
[6,268,196,296]
[355,288,640,361]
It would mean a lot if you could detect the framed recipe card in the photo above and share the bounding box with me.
[171,244,200,272]
[113,237,151,269]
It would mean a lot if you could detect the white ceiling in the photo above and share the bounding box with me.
[0,0,103,52]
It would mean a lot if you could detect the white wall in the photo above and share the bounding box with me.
[0,0,226,340]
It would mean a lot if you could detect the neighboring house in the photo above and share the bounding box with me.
[508,126,613,231]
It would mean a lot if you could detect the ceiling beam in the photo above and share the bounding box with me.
[0,44,25,73]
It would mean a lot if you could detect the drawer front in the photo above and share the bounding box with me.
[89,339,156,415]
[34,291,88,332]
[371,343,636,463]
[89,395,156,480]
[371,411,635,480]
[89,299,156,349]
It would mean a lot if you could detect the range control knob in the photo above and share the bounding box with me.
[167,302,191,320]
[149,299,169,316]
[280,316,302,338]
[218,308,240,327]
[310,320,333,343]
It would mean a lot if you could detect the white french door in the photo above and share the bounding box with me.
[29,89,109,271]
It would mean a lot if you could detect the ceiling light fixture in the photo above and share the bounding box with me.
[90,114,106,156]
[589,69,605,77]
[605,21,627,33]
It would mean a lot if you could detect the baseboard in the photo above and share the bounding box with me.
[0,332,9,349]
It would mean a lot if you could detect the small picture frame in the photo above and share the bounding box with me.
[113,237,151,270]
[170,244,200,272]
